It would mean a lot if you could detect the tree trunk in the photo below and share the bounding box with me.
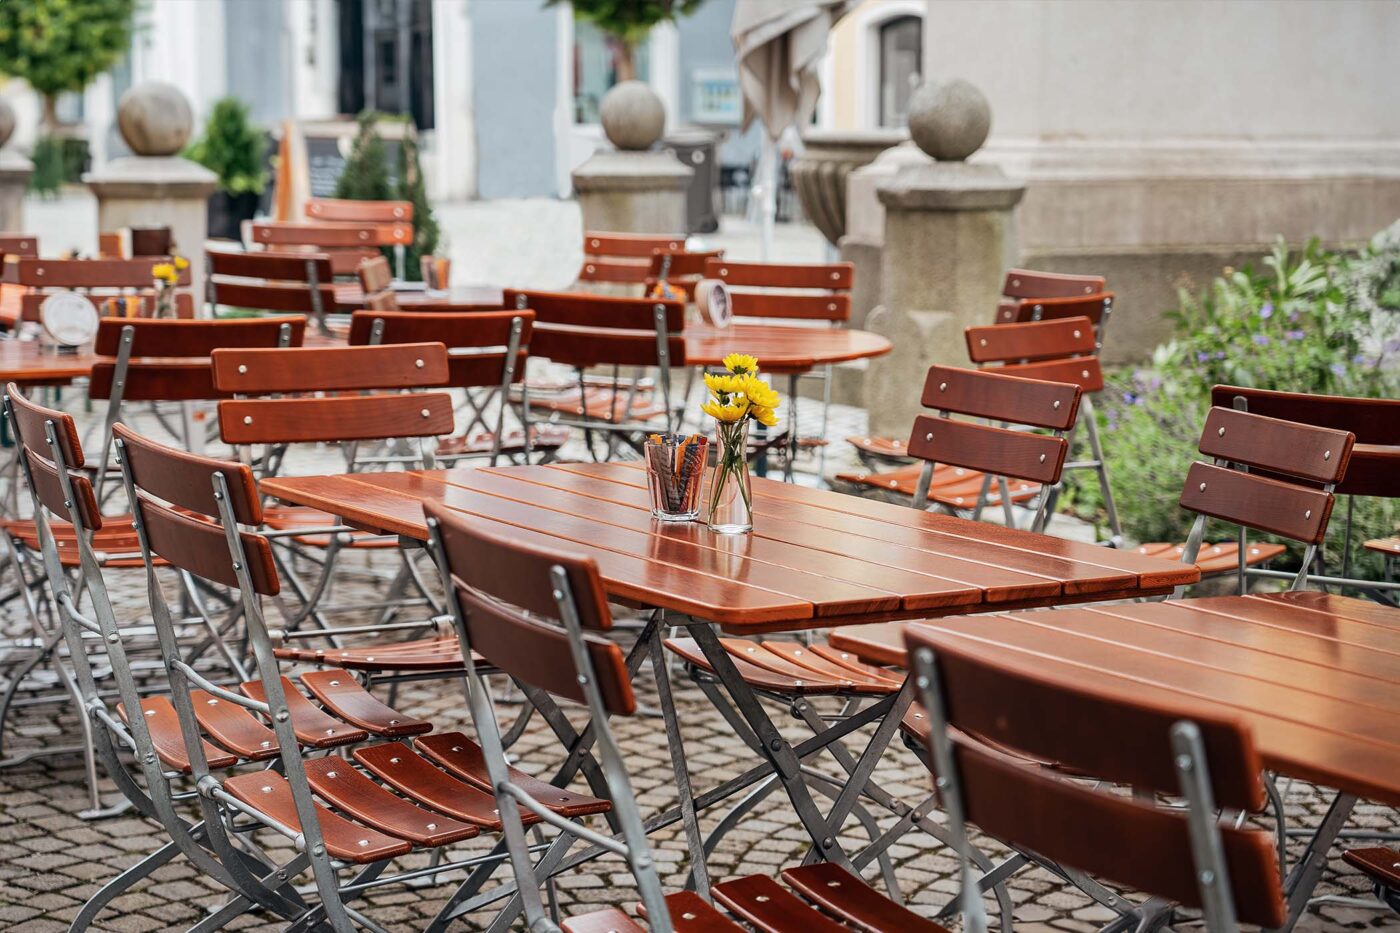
[615,39,637,82]
[42,95,59,135]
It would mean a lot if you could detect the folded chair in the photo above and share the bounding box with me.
[249,219,409,276]
[424,502,953,933]
[504,289,685,459]
[3,255,195,325]
[347,306,569,464]
[209,342,454,638]
[111,423,609,932]
[205,247,339,333]
[0,317,303,790]
[904,621,1288,933]
[578,231,688,291]
[305,196,414,280]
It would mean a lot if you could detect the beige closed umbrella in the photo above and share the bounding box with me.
[732,0,854,257]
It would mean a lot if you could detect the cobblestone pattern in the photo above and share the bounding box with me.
[0,401,1392,932]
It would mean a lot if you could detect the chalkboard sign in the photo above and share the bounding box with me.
[278,119,412,210]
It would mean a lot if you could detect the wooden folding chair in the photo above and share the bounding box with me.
[904,623,1287,933]
[249,220,410,278]
[425,503,951,933]
[578,231,688,289]
[306,197,414,279]
[3,256,194,325]
[504,289,685,459]
[348,307,569,463]
[111,423,577,932]
[210,343,454,638]
[704,258,854,480]
[205,246,341,333]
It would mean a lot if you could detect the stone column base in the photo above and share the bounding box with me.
[572,150,692,235]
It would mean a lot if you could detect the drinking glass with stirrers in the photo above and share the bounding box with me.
[644,433,708,521]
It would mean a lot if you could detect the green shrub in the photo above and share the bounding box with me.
[334,110,393,202]
[1064,237,1400,579]
[185,97,267,196]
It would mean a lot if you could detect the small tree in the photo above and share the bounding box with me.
[0,0,136,132]
[548,0,704,81]
[334,110,394,201]
[186,97,267,196]
[396,133,439,283]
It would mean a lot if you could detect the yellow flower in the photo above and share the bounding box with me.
[703,398,750,422]
[740,375,780,411]
[151,263,176,284]
[703,372,744,396]
[723,353,758,375]
[173,255,190,271]
[750,404,779,427]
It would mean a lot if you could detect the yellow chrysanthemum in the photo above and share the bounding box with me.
[703,372,744,396]
[723,353,759,376]
[702,399,750,422]
[173,255,190,271]
[749,405,779,428]
[740,375,780,411]
[151,263,177,283]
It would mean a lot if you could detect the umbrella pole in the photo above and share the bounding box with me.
[757,134,778,260]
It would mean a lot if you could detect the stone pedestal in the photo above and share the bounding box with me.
[85,157,218,296]
[840,142,928,329]
[790,129,905,249]
[572,149,693,234]
[864,161,1024,437]
[0,150,33,232]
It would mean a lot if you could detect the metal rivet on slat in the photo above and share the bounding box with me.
[1012,279,1021,287]
[238,364,248,374]
[390,757,401,764]
[925,433,933,441]
[329,679,340,686]
[939,382,947,392]
[426,822,436,830]
[415,359,424,369]
[358,231,369,241]
[420,409,430,418]
[261,785,273,793]
[1073,329,1082,339]
[1052,400,1061,409]
[831,272,840,280]
[719,267,728,276]
[979,338,987,347]
[327,771,337,779]
[1218,426,1225,437]
[325,728,335,736]
[243,416,252,425]
[828,302,837,311]
[388,719,398,725]
[260,740,271,748]
[35,267,43,276]
[357,839,369,847]
[1304,509,1312,519]
[1199,482,1207,492]
[452,746,462,753]
[1081,370,1090,379]
[1323,450,1331,460]
[1038,454,1046,463]
[756,895,770,903]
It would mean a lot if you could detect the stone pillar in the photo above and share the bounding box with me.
[864,78,1025,438]
[572,81,692,234]
[84,82,218,299]
[840,141,927,330]
[789,129,905,251]
[0,100,33,232]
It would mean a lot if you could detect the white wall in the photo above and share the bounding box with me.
[130,0,228,126]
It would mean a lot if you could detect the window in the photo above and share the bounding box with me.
[877,16,921,129]
[572,17,650,124]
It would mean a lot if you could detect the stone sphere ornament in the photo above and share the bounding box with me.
[0,98,14,150]
[600,80,666,151]
[117,81,194,157]
[907,78,991,162]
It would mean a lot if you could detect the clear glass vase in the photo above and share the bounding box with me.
[707,420,753,534]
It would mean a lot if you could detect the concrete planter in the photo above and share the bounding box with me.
[790,130,905,248]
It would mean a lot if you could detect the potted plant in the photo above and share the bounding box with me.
[187,97,268,239]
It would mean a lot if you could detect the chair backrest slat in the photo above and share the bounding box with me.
[998,292,1113,326]
[645,249,723,281]
[1178,461,1336,544]
[220,393,455,445]
[501,289,684,332]
[23,448,102,529]
[8,383,100,526]
[0,235,39,258]
[251,221,410,249]
[907,417,1068,485]
[89,361,222,402]
[8,384,83,467]
[995,356,1105,393]
[583,232,685,258]
[1197,408,1352,485]
[204,280,338,315]
[137,495,279,595]
[705,259,853,291]
[531,323,685,369]
[347,309,531,348]
[920,365,1080,431]
[904,625,1286,929]
[93,317,306,358]
[113,423,262,524]
[211,343,449,394]
[727,292,851,321]
[966,317,1097,364]
[1001,269,1105,300]
[357,255,394,296]
[11,257,188,289]
[207,249,334,283]
[306,198,412,223]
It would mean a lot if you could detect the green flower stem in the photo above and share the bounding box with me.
[708,419,752,523]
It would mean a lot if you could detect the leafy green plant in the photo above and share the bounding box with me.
[1064,238,1400,580]
[185,97,267,196]
[547,0,704,80]
[334,110,393,202]
[396,133,439,283]
[0,0,136,132]
[28,135,67,196]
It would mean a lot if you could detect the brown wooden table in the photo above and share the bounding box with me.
[0,341,99,387]
[259,459,1194,899]
[260,461,1196,633]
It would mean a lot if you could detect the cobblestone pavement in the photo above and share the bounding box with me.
[0,381,1395,931]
